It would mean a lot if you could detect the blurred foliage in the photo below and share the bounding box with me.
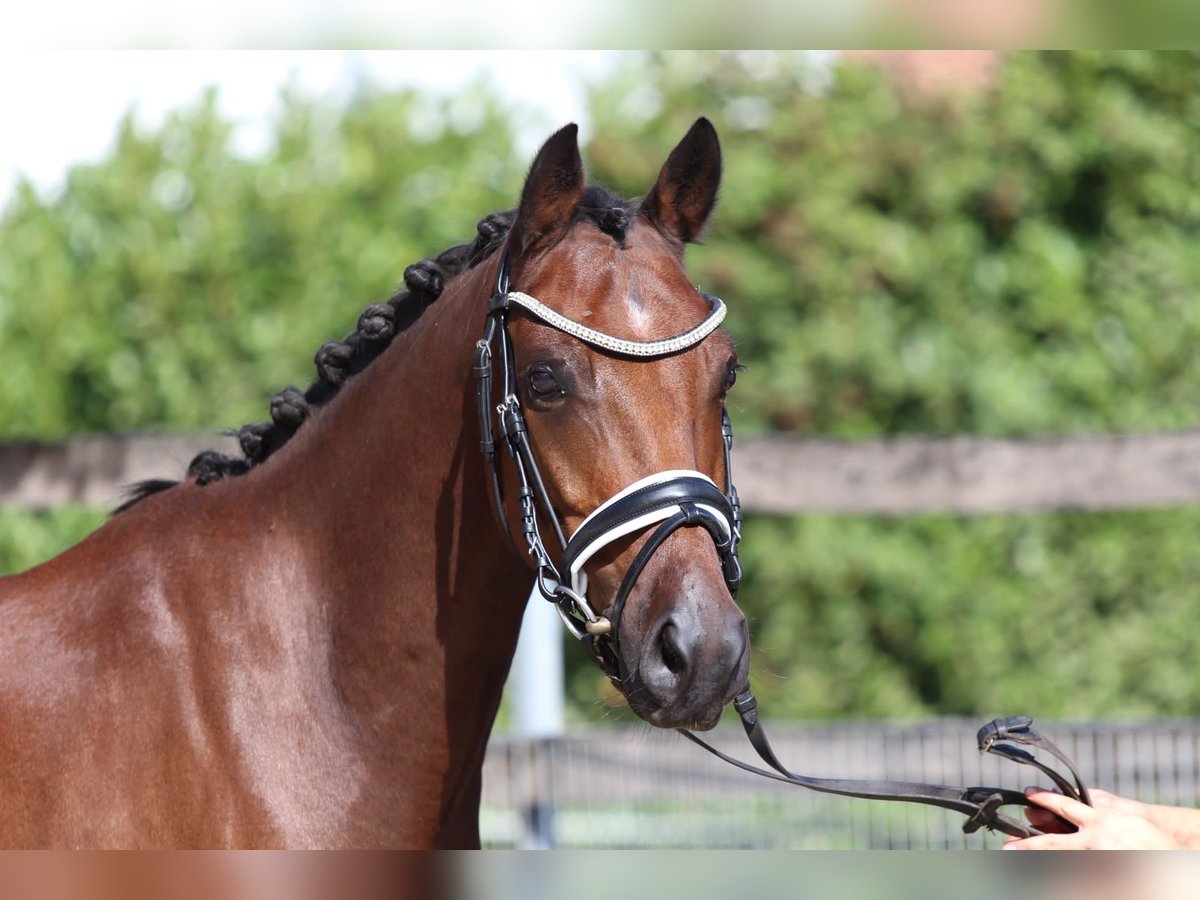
[4,53,1200,721]
[0,507,107,575]
[737,510,1200,720]
[576,51,1200,720]
[0,83,523,439]
[586,51,1200,439]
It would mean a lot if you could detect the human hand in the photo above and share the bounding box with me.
[1003,787,1182,850]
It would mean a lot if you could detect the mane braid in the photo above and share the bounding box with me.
[114,209,514,512]
[116,192,633,514]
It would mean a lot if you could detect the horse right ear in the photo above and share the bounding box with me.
[641,117,722,247]
[511,123,586,255]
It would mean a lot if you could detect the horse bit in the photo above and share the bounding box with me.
[473,252,1091,840]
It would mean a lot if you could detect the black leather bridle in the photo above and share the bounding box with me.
[474,252,742,679]
[473,253,1091,841]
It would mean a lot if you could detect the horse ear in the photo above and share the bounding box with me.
[512,123,586,254]
[641,117,722,246]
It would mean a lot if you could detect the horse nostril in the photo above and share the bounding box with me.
[658,622,689,676]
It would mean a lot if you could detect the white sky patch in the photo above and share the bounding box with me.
[2,0,607,52]
[0,51,619,212]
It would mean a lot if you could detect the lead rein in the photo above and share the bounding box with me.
[681,696,1092,840]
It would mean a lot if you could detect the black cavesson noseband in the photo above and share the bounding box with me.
[472,252,1091,841]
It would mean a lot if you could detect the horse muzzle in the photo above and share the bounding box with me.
[619,540,750,730]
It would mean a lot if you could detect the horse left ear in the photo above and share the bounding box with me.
[512,123,586,254]
[641,117,722,246]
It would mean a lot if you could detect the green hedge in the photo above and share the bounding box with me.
[0,507,108,576]
[585,52,1200,438]
[736,509,1200,719]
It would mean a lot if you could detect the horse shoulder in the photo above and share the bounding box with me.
[0,487,293,845]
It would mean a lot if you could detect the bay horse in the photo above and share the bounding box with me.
[0,119,749,848]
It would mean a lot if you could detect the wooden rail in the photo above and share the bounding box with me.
[0,434,239,510]
[4,430,1200,514]
[732,430,1200,514]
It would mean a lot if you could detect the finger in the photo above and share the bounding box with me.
[1003,832,1081,850]
[1023,787,1096,826]
[1025,806,1073,834]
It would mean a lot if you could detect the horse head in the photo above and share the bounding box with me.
[485,119,749,730]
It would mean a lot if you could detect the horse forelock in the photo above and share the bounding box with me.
[574,186,637,245]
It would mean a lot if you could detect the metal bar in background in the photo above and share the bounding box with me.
[7,429,1200,514]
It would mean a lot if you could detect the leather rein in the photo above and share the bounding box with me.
[472,254,1091,841]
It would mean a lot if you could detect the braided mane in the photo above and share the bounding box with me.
[118,189,634,513]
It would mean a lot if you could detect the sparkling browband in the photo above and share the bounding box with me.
[504,290,727,358]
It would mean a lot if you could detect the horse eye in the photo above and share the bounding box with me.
[529,366,561,396]
[723,364,742,394]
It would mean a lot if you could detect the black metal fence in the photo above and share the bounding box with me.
[481,719,1200,849]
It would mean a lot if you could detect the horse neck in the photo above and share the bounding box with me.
[263,257,532,796]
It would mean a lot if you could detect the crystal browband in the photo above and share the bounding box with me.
[502,290,727,358]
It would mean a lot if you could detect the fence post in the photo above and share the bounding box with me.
[510,589,563,848]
